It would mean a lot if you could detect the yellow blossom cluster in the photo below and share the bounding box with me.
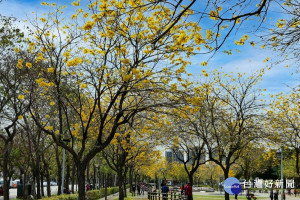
[26,62,32,68]
[235,34,249,45]
[277,19,286,28]
[16,59,24,69]
[83,21,95,30]
[67,57,83,67]
[36,52,44,62]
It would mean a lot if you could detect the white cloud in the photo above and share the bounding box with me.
[186,43,298,95]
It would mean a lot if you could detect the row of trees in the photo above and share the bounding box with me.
[0,0,298,200]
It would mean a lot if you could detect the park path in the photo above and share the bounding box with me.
[99,191,300,200]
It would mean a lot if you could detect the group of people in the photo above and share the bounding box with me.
[160,182,192,200]
[270,189,297,200]
[270,190,279,200]
[287,188,298,196]
[131,183,146,196]
[180,183,193,200]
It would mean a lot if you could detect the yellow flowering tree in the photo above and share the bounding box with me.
[165,162,188,184]
[139,0,275,54]
[22,0,209,198]
[171,70,266,200]
[268,90,300,177]
[235,145,274,180]
[263,1,300,61]
[0,16,33,200]
[162,112,207,186]
[102,121,160,200]
[196,162,223,186]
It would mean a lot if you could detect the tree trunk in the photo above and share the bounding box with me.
[40,173,44,197]
[105,174,108,200]
[35,157,41,199]
[86,162,90,184]
[188,173,194,186]
[118,171,124,200]
[30,167,36,197]
[77,163,87,200]
[98,171,101,189]
[3,145,10,200]
[46,176,51,197]
[55,146,62,195]
[2,140,14,200]
[224,169,230,200]
[66,156,70,191]
[124,168,128,197]
[123,181,127,197]
[129,167,133,193]
[22,173,26,197]
[93,165,96,188]
[42,153,51,197]
[296,148,300,177]
[72,163,76,192]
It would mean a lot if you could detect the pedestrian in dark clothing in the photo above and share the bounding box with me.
[161,183,169,200]
[274,190,278,200]
[184,183,193,200]
[270,190,273,200]
[294,189,298,197]
[132,184,136,196]
[137,184,141,195]
[141,184,145,195]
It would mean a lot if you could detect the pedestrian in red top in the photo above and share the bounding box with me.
[294,189,297,197]
[184,183,193,200]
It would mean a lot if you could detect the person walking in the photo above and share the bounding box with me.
[270,190,273,200]
[85,183,90,191]
[141,183,145,195]
[132,184,136,196]
[184,183,193,200]
[274,190,278,200]
[180,184,184,195]
[161,183,169,200]
[294,189,297,197]
[137,184,141,195]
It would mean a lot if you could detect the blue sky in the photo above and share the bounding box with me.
[1,0,298,96]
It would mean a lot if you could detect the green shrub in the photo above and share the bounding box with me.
[86,190,101,200]
[41,186,120,200]
[41,194,78,200]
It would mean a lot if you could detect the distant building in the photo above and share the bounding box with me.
[186,149,205,163]
[165,150,184,163]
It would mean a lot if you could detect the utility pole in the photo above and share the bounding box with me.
[281,146,284,200]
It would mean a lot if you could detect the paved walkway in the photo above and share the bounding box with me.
[99,191,149,200]
[99,191,300,200]
[193,191,300,199]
